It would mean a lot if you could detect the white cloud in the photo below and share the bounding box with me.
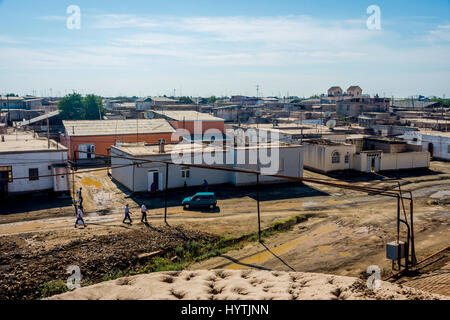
[428,24,450,42]
[1,13,449,97]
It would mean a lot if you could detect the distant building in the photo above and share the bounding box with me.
[303,137,429,173]
[328,86,343,97]
[61,119,176,160]
[337,97,390,118]
[212,105,240,122]
[346,86,362,97]
[0,96,26,110]
[230,96,259,105]
[402,131,450,161]
[151,110,225,135]
[0,133,69,196]
[136,98,152,111]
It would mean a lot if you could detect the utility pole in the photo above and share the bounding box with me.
[6,95,10,127]
[256,85,260,99]
[47,116,50,149]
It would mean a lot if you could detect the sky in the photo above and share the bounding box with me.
[0,0,449,98]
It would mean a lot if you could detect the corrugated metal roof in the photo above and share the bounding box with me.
[153,110,224,121]
[18,110,60,127]
[63,119,175,137]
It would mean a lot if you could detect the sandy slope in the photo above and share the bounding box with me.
[49,270,447,300]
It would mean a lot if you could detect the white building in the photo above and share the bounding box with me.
[402,131,450,161]
[110,141,303,192]
[303,137,429,173]
[0,133,69,196]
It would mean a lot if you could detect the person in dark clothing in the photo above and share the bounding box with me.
[203,179,209,192]
[122,204,132,224]
[77,187,83,207]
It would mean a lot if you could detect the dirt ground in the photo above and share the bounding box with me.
[0,161,449,299]
[49,269,448,300]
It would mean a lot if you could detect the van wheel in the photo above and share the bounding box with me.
[184,204,190,210]
[209,204,215,210]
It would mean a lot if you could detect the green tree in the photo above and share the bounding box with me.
[58,93,84,120]
[207,96,217,103]
[430,98,450,107]
[178,96,194,104]
[58,93,105,120]
[84,94,104,120]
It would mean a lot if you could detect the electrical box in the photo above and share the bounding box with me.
[386,241,406,260]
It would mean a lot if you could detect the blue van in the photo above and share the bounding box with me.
[182,192,217,210]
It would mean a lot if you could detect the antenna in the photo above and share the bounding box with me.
[256,85,260,98]
[326,120,336,130]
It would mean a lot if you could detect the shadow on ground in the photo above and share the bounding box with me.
[114,181,329,211]
[308,168,444,183]
[0,194,73,215]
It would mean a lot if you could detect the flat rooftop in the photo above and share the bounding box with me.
[0,133,67,154]
[63,119,175,137]
[112,142,223,157]
[412,130,450,138]
[112,141,300,157]
[303,139,346,146]
[152,110,224,121]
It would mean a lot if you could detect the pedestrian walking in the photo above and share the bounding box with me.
[203,179,209,192]
[141,202,148,223]
[77,187,83,207]
[75,207,87,228]
[122,204,132,224]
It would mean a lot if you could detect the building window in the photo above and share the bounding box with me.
[181,167,190,178]
[345,154,350,163]
[332,151,340,164]
[29,168,39,181]
[0,166,13,182]
[448,145,450,153]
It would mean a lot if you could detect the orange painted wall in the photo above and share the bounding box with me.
[170,120,225,134]
[63,132,176,159]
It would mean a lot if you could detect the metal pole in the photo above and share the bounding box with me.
[47,117,50,149]
[409,193,416,265]
[256,173,261,242]
[397,195,400,270]
[164,162,169,225]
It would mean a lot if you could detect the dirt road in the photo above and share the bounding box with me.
[0,162,449,298]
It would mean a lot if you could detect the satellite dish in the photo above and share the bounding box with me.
[326,120,336,129]
[255,110,263,117]
[146,111,154,119]
[324,111,331,117]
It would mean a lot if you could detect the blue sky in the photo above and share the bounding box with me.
[0,0,449,98]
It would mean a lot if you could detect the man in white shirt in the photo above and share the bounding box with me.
[141,202,148,223]
[75,207,87,228]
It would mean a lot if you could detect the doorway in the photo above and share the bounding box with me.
[427,143,434,157]
[0,166,12,198]
[148,170,161,192]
